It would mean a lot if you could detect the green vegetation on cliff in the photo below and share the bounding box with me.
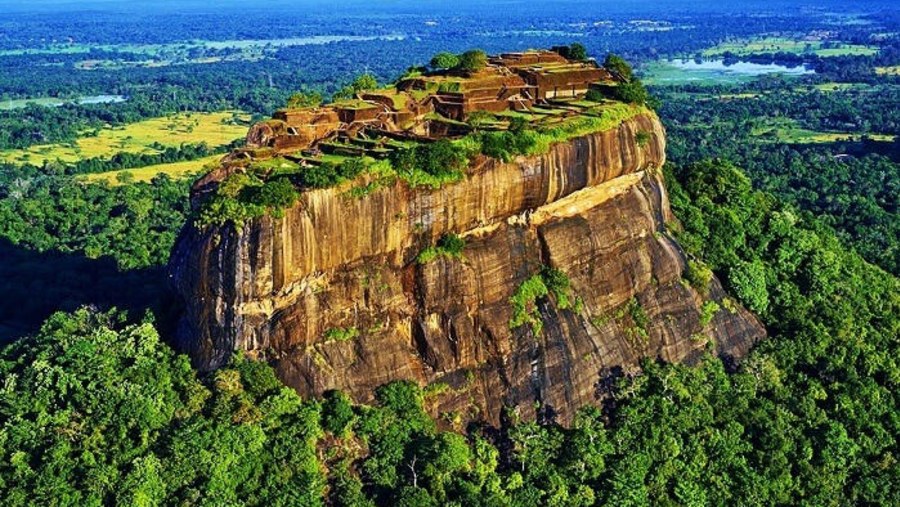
[1,159,898,505]
[196,173,300,227]
[388,139,472,188]
[526,103,649,155]
[194,47,652,229]
[417,233,466,264]
[195,136,480,227]
[428,49,487,74]
[510,266,582,334]
[324,326,360,342]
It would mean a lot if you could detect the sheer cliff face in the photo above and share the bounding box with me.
[169,113,765,425]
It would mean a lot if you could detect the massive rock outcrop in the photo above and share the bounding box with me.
[169,112,765,425]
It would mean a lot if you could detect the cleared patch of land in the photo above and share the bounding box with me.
[809,82,872,92]
[875,66,900,76]
[702,36,878,57]
[642,60,806,86]
[1,97,71,110]
[0,111,249,165]
[751,117,895,144]
[642,61,749,86]
[81,154,223,185]
[716,92,761,100]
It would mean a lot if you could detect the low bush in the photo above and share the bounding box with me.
[324,326,360,342]
[429,52,460,70]
[389,139,470,188]
[417,233,465,263]
[685,259,714,296]
[510,266,582,333]
[479,129,537,162]
[197,171,301,227]
[699,300,721,326]
[456,49,487,74]
[245,177,299,211]
[301,158,368,188]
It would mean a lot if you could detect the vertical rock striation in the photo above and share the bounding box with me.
[169,112,765,425]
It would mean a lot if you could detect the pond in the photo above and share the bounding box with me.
[643,59,814,85]
[0,94,127,110]
[74,95,128,105]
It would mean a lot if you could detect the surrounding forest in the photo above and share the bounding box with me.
[2,160,896,505]
[0,0,898,504]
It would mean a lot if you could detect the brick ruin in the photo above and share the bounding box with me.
[247,49,618,153]
[192,49,623,196]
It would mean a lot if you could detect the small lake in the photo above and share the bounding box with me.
[75,94,128,105]
[645,59,814,85]
[0,94,127,110]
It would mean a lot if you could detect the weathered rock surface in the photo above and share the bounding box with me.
[169,113,765,425]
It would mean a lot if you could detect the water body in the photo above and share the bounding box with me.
[201,34,406,50]
[1,94,127,110]
[75,94,127,105]
[646,59,814,85]
[671,59,813,76]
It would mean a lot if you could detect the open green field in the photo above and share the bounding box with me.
[751,117,895,144]
[702,36,878,57]
[642,60,810,86]
[0,111,249,165]
[808,82,873,92]
[875,66,900,76]
[715,92,761,99]
[643,61,752,86]
[0,97,71,110]
[81,154,223,185]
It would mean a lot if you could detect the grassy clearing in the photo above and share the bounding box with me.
[526,102,648,155]
[641,61,760,86]
[752,117,896,144]
[716,92,761,100]
[875,66,900,76]
[1,111,249,166]
[0,97,69,110]
[809,82,872,92]
[702,36,878,57]
[81,154,223,185]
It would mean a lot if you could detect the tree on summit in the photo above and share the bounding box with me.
[429,51,460,70]
[568,42,588,61]
[333,73,379,100]
[456,49,488,74]
[603,53,633,82]
[286,90,322,109]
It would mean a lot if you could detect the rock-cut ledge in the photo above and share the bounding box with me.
[168,112,765,426]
